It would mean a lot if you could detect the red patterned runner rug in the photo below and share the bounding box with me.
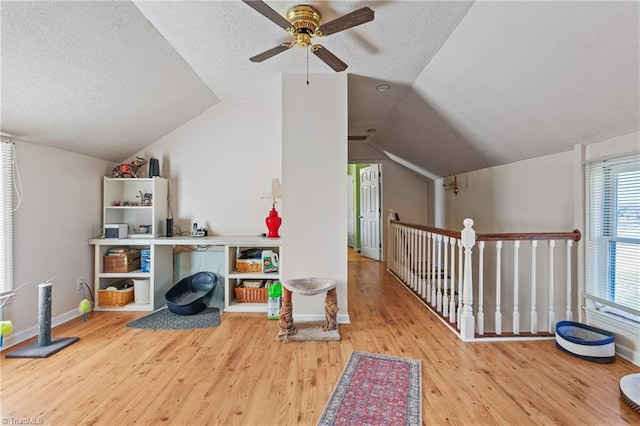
[317,351,422,425]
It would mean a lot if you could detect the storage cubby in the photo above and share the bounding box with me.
[225,245,281,312]
[103,177,168,237]
[91,242,173,311]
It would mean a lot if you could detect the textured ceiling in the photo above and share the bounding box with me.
[1,1,638,175]
[0,1,218,162]
[373,1,640,176]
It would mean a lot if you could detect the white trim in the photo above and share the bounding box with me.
[0,307,82,352]
[293,313,351,324]
[573,143,586,323]
[585,306,640,366]
[585,306,640,336]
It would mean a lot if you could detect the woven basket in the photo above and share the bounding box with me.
[98,279,135,307]
[236,259,262,273]
[234,287,267,303]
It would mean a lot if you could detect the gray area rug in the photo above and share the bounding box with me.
[282,321,340,342]
[126,307,220,330]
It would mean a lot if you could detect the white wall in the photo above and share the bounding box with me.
[381,160,431,225]
[134,77,282,237]
[2,141,110,349]
[438,150,576,333]
[381,160,431,261]
[440,151,575,233]
[137,73,349,322]
[282,73,349,322]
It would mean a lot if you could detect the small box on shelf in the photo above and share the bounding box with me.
[104,249,141,273]
[140,249,150,272]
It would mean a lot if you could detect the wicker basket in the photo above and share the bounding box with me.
[98,279,135,307]
[234,287,267,303]
[236,259,262,273]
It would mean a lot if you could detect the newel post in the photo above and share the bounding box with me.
[460,218,476,341]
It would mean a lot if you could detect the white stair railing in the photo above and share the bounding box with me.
[477,241,485,335]
[459,218,476,341]
[448,237,457,323]
[387,219,581,341]
[495,241,503,335]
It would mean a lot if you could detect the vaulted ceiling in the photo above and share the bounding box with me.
[1,1,638,177]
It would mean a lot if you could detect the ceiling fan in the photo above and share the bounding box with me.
[242,0,375,72]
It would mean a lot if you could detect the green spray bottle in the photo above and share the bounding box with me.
[267,282,282,320]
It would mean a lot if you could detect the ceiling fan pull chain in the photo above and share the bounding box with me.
[306,47,310,86]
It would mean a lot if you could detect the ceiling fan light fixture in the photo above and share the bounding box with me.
[376,84,390,92]
[287,5,321,34]
[243,1,375,72]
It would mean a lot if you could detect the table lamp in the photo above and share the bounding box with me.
[262,178,282,238]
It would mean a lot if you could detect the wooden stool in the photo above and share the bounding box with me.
[277,278,338,341]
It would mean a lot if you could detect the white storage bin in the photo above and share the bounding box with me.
[134,279,151,304]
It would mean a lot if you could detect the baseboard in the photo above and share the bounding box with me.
[293,313,351,324]
[0,308,82,352]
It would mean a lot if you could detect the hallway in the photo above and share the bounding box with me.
[348,246,377,262]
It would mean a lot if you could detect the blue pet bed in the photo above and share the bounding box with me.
[555,320,615,364]
[165,272,218,315]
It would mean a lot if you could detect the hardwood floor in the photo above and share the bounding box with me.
[347,246,376,262]
[1,260,638,425]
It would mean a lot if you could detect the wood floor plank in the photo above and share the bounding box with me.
[1,257,638,425]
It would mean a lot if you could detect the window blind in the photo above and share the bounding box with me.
[585,154,640,315]
[0,141,14,295]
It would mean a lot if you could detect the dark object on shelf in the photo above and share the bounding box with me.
[149,158,160,177]
[166,218,173,237]
[165,272,218,315]
[239,248,262,259]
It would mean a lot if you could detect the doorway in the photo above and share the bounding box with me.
[347,163,382,261]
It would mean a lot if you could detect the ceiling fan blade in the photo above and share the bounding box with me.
[317,7,374,36]
[311,45,348,72]
[242,0,292,30]
[250,44,292,63]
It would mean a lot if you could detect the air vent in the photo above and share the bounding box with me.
[348,135,368,141]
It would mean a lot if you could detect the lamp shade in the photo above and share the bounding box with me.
[261,178,282,201]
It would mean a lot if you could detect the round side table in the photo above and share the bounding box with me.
[277,278,338,341]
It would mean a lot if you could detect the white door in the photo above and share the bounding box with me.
[347,174,355,247]
[360,164,381,260]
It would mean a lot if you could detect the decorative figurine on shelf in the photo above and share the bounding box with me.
[137,191,152,206]
[111,157,147,178]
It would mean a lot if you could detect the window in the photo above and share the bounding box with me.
[0,141,14,295]
[586,155,640,314]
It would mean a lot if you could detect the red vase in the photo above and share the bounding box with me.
[266,208,282,238]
